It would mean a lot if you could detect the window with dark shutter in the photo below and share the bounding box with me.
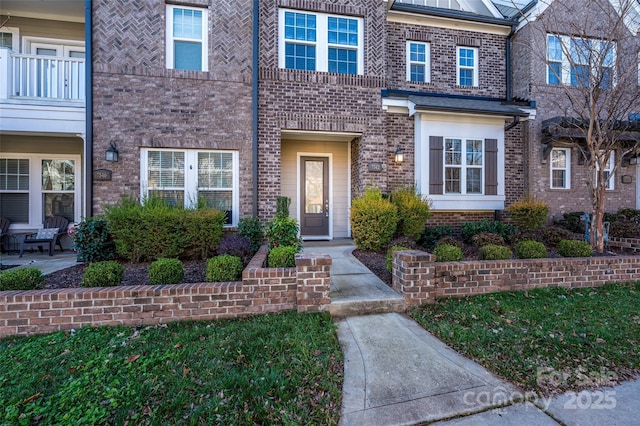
[429,136,443,195]
[485,138,498,195]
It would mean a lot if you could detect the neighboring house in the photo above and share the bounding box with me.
[0,1,86,240]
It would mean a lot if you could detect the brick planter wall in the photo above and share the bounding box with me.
[0,247,331,337]
[393,250,640,305]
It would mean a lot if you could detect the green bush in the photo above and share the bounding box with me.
[419,225,454,250]
[479,244,512,260]
[238,216,264,253]
[506,195,549,231]
[264,216,302,251]
[183,208,226,260]
[350,188,398,252]
[471,232,505,247]
[541,226,576,247]
[81,261,124,287]
[557,240,593,257]
[433,244,464,262]
[461,219,518,244]
[609,220,639,238]
[617,208,640,227]
[268,246,298,268]
[435,236,465,250]
[73,217,116,262]
[515,240,548,259]
[148,258,184,285]
[276,196,291,218]
[206,254,243,282]
[390,187,431,241]
[556,212,586,234]
[0,267,44,291]
[386,245,410,273]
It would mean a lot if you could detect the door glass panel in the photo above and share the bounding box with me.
[305,160,324,214]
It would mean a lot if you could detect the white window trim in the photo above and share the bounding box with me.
[443,138,484,195]
[165,4,209,72]
[456,46,478,87]
[546,34,616,86]
[0,26,20,52]
[597,150,615,190]
[278,8,364,75]
[406,41,430,83]
[140,148,239,226]
[550,147,571,189]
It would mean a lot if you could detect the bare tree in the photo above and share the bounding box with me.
[514,0,640,252]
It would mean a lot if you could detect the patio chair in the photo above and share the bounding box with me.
[19,216,70,257]
[0,217,9,252]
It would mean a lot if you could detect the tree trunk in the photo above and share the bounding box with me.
[592,183,607,253]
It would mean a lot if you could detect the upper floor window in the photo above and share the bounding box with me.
[598,151,615,190]
[0,27,19,51]
[166,5,208,72]
[444,138,483,194]
[279,9,363,75]
[406,41,430,83]
[456,46,478,87]
[547,34,615,88]
[550,148,571,189]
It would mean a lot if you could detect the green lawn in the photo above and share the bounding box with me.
[411,283,640,396]
[1,312,343,425]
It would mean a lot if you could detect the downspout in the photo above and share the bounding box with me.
[84,0,93,218]
[506,23,516,102]
[252,0,259,217]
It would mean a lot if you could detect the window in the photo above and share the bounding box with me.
[550,148,571,189]
[42,160,75,222]
[0,27,19,51]
[279,9,363,75]
[456,47,478,87]
[547,34,616,88]
[141,149,239,226]
[597,151,615,190]
[166,5,208,71]
[444,138,483,194]
[406,41,430,83]
[0,158,30,223]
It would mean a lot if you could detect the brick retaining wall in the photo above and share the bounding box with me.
[0,247,331,337]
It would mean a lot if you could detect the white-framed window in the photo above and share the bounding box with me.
[456,46,478,87]
[597,151,615,190]
[0,155,81,226]
[550,148,571,189]
[0,27,19,51]
[547,34,615,88]
[406,41,430,83]
[444,138,483,194]
[140,149,239,226]
[166,4,208,72]
[278,9,364,75]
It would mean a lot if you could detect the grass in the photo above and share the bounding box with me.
[0,312,343,425]
[411,283,640,396]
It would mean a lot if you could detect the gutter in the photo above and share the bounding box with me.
[391,2,514,26]
[84,0,93,218]
[252,0,259,217]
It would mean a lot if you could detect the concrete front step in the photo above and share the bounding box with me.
[329,296,407,317]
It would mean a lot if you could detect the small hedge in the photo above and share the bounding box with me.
[433,244,463,262]
[461,219,518,244]
[515,240,547,259]
[206,255,243,282]
[435,236,465,250]
[148,258,184,285]
[217,235,253,265]
[351,188,398,252]
[471,232,505,247]
[268,246,298,268]
[558,240,593,257]
[238,216,264,253]
[506,195,549,231]
[73,217,116,262]
[81,261,124,287]
[391,187,431,241]
[479,244,512,260]
[420,225,454,250]
[386,245,410,273]
[0,267,44,291]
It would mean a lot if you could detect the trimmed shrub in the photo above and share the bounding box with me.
[276,196,291,218]
[351,188,398,252]
[541,226,576,247]
[433,244,464,262]
[479,244,512,260]
[419,225,454,250]
[435,236,465,250]
[506,195,549,231]
[268,245,298,268]
[81,261,124,287]
[217,235,253,265]
[148,258,184,285]
[183,208,226,260]
[390,187,431,241]
[617,208,640,227]
[515,240,547,259]
[238,216,264,253]
[557,240,593,257]
[206,254,243,282]
[609,220,640,239]
[386,245,411,273]
[461,219,518,244]
[0,267,44,291]
[556,212,586,234]
[264,216,302,251]
[73,217,116,262]
[471,232,505,247]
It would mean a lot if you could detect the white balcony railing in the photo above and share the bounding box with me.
[5,52,85,101]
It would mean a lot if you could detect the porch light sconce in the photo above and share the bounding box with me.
[629,156,639,166]
[394,146,404,164]
[105,143,119,163]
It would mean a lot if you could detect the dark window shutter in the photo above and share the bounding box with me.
[429,136,444,195]
[485,138,498,195]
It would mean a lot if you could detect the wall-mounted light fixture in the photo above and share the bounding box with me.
[629,156,639,166]
[105,143,119,162]
[394,146,404,163]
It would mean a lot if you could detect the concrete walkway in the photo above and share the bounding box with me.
[303,240,640,426]
[0,250,78,275]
